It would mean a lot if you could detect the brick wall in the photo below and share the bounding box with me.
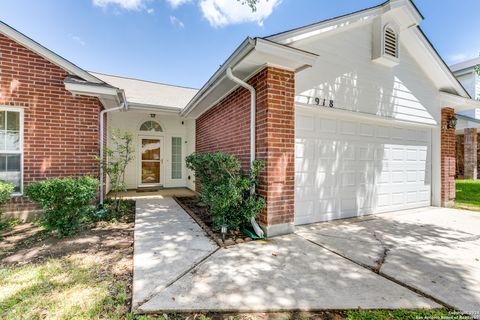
[441,107,456,206]
[456,132,480,179]
[196,66,295,235]
[0,33,102,216]
[463,128,477,180]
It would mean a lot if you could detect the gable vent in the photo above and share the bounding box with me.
[384,27,397,58]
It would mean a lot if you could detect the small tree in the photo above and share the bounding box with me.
[98,129,134,213]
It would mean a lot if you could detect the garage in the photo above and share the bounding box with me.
[295,106,432,225]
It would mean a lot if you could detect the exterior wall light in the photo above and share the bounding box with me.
[448,115,457,129]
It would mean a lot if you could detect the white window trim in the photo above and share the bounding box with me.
[171,136,182,180]
[0,106,24,196]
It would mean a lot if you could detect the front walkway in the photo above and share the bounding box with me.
[132,197,218,309]
[133,197,439,313]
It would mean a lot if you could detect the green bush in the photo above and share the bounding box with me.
[26,177,99,236]
[186,152,265,230]
[0,180,14,207]
[0,180,16,235]
[91,198,134,222]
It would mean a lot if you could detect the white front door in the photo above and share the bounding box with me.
[295,107,432,225]
[139,136,163,187]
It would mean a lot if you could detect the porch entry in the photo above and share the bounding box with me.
[139,137,164,187]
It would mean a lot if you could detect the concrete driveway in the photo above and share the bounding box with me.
[297,207,480,314]
[134,198,441,313]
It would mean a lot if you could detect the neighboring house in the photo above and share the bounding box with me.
[1,0,479,236]
[451,57,480,100]
[449,58,480,179]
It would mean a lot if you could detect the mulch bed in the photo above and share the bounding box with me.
[174,196,257,247]
[0,200,136,312]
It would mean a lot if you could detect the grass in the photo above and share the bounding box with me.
[344,309,459,320]
[455,179,480,210]
[0,256,129,319]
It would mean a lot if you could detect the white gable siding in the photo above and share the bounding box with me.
[293,22,441,125]
[456,72,476,99]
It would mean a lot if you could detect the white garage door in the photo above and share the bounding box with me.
[295,108,432,225]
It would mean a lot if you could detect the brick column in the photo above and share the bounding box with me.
[254,67,295,237]
[464,128,478,180]
[441,107,456,206]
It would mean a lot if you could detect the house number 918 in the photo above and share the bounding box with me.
[314,97,334,108]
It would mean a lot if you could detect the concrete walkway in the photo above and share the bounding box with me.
[133,198,439,313]
[297,207,480,314]
[132,197,218,309]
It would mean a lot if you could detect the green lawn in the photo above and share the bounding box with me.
[455,180,480,210]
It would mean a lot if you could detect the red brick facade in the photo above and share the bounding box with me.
[0,33,102,215]
[463,128,477,180]
[441,107,456,207]
[196,66,295,234]
[456,131,480,179]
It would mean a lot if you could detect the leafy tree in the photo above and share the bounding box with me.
[97,130,135,213]
[238,0,260,11]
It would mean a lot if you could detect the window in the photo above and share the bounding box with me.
[140,120,163,132]
[171,137,182,179]
[0,109,22,193]
[384,26,398,58]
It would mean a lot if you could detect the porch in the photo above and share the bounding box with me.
[113,187,196,200]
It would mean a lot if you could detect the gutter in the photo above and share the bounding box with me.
[225,67,264,239]
[181,37,256,117]
[99,89,128,204]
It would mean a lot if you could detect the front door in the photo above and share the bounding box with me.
[140,137,163,186]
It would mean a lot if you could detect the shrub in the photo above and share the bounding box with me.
[90,198,134,222]
[26,177,99,236]
[0,180,16,235]
[186,152,265,230]
[0,180,14,208]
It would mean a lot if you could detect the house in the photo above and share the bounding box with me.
[1,0,479,236]
[449,58,480,179]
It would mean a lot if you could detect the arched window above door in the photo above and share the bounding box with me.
[140,120,163,132]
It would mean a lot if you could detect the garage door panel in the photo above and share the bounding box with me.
[295,110,432,225]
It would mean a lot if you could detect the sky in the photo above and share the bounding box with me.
[0,0,479,89]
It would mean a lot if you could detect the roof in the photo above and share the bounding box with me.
[450,57,480,74]
[89,72,198,110]
[0,20,103,84]
[181,37,318,118]
[264,0,469,99]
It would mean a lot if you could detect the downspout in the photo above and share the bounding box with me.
[99,90,128,205]
[226,67,264,238]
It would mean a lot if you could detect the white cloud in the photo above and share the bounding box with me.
[166,0,191,8]
[447,52,479,64]
[170,15,185,28]
[69,34,86,46]
[92,0,281,28]
[199,0,280,27]
[92,0,147,10]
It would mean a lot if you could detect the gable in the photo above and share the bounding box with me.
[0,21,102,84]
[267,0,468,100]
[292,21,442,125]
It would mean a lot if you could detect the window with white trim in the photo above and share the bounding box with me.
[171,137,182,179]
[140,120,163,132]
[0,109,22,193]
